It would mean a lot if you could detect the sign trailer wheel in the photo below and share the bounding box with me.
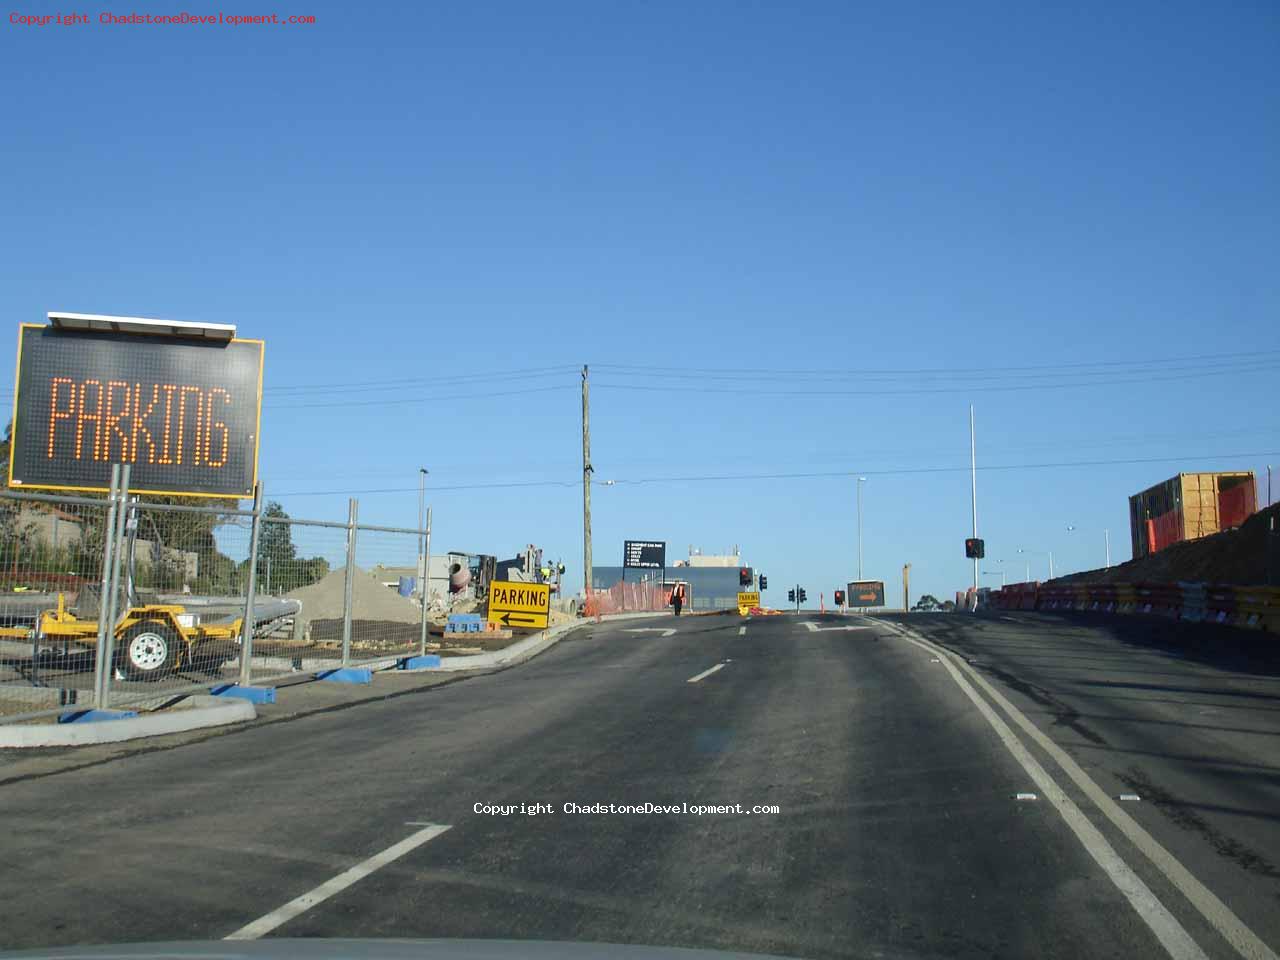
[119,620,180,681]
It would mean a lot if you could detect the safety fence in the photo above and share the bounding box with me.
[583,578,670,618]
[985,580,1280,632]
[0,481,431,725]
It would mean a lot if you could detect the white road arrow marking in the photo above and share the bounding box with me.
[800,621,871,632]
[624,628,676,638]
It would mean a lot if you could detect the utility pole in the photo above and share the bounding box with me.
[969,405,979,597]
[902,563,910,612]
[582,365,593,598]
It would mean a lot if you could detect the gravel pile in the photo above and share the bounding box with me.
[285,566,423,623]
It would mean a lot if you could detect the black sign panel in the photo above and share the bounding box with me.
[623,540,666,569]
[846,580,886,606]
[9,325,263,498]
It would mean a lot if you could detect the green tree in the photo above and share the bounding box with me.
[241,501,328,594]
[256,501,297,565]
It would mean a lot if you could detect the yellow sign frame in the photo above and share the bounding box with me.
[488,579,551,629]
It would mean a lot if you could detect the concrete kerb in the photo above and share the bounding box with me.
[393,611,672,673]
[0,612,669,748]
[0,695,255,749]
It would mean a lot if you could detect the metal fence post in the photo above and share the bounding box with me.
[98,464,132,709]
[91,465,122,709]
[341,498,358,668]
[418,505,432,658]
[238,483,265,688]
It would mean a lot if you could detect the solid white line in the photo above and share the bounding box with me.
[893,630,1207,960]
[895,627,1277,960]
[737,626,746,636]
[224,823,452,940]
[687,662,727,683]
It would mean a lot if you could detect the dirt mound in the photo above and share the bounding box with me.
[285,566,423,623]
[1053,502,1280,587]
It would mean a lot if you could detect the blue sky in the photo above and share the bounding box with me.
[3,0,1278,604]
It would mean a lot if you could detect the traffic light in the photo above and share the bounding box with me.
[798,588,807,603]
[834,589,845,606]
[965,537,985,559]
[759,575,768,590]
[788,588,796,602]
[739,567,751,586]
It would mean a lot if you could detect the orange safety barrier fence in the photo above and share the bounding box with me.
[582,579,671,619]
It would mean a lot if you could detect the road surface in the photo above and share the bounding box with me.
[1,611,1277,959]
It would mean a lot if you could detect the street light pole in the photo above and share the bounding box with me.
[856,477,867,581]
[1104,528,1111,569]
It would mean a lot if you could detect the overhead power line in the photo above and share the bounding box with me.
[268,450,1280,496]
[593,362,1280,397]
[591,347,1280,378]
[262,365,578,396]
[592,357,1279,385]
[263,384,577,410]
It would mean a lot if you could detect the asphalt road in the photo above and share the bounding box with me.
[1,611,1277,960]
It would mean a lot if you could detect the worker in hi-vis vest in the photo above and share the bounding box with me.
[670,583,685,616]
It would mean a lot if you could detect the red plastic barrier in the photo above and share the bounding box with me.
[1204,586,1237,625]
[1134,582,1183,617]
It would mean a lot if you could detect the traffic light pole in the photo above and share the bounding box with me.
[970,404,979,601]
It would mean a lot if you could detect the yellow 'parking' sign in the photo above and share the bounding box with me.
[737,591,760,609]
[488,580,551,629]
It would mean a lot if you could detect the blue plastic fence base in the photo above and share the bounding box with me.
[57,708,139,724]
[398,655,442,670]
[317,667,373,684]
[210,684,277,704]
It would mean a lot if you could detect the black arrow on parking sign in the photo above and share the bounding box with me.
[494,611,541,627]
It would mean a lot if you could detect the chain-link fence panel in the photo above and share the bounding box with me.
[345,524,427,667]
[0,493,112,721]
[242,516,352,683]
[105,501,255,710]
[2,493,433,723]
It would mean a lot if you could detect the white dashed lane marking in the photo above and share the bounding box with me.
[225,823,452,940]
[687,662,728,684]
